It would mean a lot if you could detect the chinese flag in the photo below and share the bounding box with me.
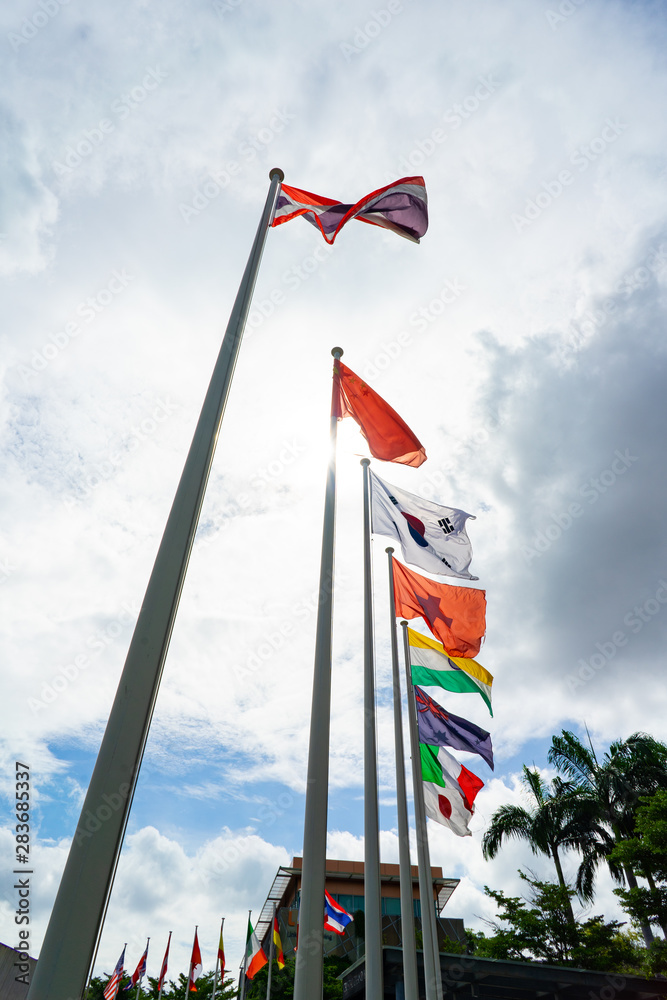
[334,360,426,467]
[392,558,486,658]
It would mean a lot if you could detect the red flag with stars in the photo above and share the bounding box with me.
[334,360,426,467]
[392,557,486,658]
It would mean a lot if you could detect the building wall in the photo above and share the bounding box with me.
[0,942,36,1000]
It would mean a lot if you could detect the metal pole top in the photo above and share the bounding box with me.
[269,167,285,181]
[385,546,394,554]
[331,346,344,358]
[360,458,370,467]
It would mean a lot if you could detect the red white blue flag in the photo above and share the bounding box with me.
[415,686,494,770]
[324,891,353,934]
[125,939,149,990]
[103,946,126,1000]
[272,176,428,244]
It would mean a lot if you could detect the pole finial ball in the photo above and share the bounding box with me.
[331,346,344,358]
[269,167,285,181]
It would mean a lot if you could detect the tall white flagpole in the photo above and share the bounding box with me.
[293,348,343,1000]
[400,616,443,1000]
[360,459,383,1000]
[212,918,225,1000]
[27,169,284,1000]
[386,549,419,1000]
[157,931,171,1000]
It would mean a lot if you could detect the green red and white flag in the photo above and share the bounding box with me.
[245,919,268,980]
[420,742,484,837]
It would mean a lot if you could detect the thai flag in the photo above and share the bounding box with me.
[324,891,353,935]
[103,946,126,1000]
[272,176,428,245]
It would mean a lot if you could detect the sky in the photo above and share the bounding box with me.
[2,0,667,988]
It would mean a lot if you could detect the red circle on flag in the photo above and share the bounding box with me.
[438,794,452,819]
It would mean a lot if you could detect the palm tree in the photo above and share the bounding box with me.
[548,730,667,946]
[482,765,585,926]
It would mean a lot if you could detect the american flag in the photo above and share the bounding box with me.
[103,945,126,1000]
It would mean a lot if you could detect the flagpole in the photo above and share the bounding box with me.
[293,347,343,1000]
[361,459,383,1000]
[157,931,171,1000]
[266,903,276,1000]
[238,910,251,1000]
[212,918,224,1000]
[400,616,442,1000]
[386,549,419,1000]
[27,168,285,1000]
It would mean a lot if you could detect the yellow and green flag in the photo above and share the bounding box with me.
[408,627,493,715]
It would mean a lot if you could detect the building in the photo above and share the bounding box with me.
[255,855,464,967]
[0,942,36,1000]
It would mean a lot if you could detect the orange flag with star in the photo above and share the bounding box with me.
[392,557,486,658]
[334,360,427,467]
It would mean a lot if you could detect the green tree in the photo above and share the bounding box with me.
[611,788,667,948]
[244,954,349,1000]
[468,873,642,973]
[548,730,667,945]
[481,765,586,925]
[87,970,236,999]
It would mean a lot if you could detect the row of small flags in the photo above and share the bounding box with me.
[102,895,355,998]
[103,923,212,999]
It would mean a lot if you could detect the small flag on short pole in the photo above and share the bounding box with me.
[273,911,285,970]
[103,945,126,1000]
[245,917,268,980]
[157,932,171,1000]
[124,938,149,993]
[187,928,202,993]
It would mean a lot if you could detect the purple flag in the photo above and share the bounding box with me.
[415,686,494,770]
